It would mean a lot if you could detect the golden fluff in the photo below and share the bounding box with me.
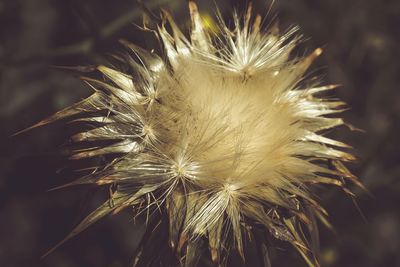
[32,2,363,266]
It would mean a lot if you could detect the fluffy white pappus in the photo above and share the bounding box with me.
[33,2,363,267]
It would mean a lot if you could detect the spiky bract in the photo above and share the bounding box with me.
[35,2,361,267]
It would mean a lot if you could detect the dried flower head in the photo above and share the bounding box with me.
[31,2,363,266]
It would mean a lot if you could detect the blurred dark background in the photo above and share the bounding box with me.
[1,0,399,266]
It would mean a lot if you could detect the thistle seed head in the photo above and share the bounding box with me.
[33,2,363,266]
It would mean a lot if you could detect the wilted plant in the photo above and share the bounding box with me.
[28,1,363,266]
